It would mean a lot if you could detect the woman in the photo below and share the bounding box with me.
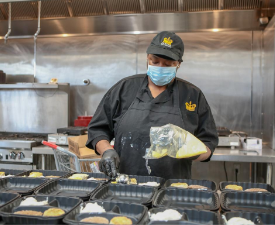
[86,31,218,180]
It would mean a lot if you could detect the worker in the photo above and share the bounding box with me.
[86,31,218,180]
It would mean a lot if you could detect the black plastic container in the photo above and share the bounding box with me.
[153,189,220,211]
[220,181,275,193]
[148,207,221,224]
[0,192,20,209]
[129,175,165,188]
[22,170,71,179]
[64,200,148,225]
[0,195,82,224]
[91,183,157,207]
[0,169,29,178]
[164,179,217,192]
[222,212,275,224]
[36,179,101,201]
[0,177,47,196]
[221,191,275,213]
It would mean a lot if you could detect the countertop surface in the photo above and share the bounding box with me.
[32,146,275,163]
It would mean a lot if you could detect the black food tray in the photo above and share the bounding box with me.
[36,179,101,201]
[129,175,165,188]
[0,177,47,196]
[222,211,275,224]
[148,221,202,225]
[22,169,71,179]
[0,195,82,224]
[0,192,20,209]
[68,172,108,182]
[148,207,221,224]
[164,179,217,192]
[220,181,275,193]
[221,192,275,213]
[64,200,148,225]
[0,169,29,178]
[91,183,157,206]
[153,189,220,211]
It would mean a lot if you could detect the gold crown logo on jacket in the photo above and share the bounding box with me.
[185,101,196,111]
[161,37,173,47]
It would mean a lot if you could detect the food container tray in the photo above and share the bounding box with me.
[220,181,275,193]
[68,172,108,182]
[91,183,157,207]
[64,200,148,225]
[222,211,275,224]
[36,179,101,201]
[148,207,221,224]
[164,179,217,192]
[0,177,47,196]
[0,192,20,209]
[0,169,29,178]
[0,195,82,224]
[153,189,220,211]
[21,170,71,179]
[148,221,202,225]
[128,175,165,188]
[221,191,275,213]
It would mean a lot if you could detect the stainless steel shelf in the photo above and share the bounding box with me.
[0,83,60,89]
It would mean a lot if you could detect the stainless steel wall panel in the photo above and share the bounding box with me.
[262,16,275,147]
[35,35,137,124]
[137,31,252,133]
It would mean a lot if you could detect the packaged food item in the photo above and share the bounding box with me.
[227,217,254,225]
[144,124,207,159]
[110,216,132,225]
[29,172,43,178]
[80,202,106,213]
[80,217,109,224]
[170,183,188,188]
[150,209,182,221]
[20,197,48,206]
[225,185,243,191]
[245,188,268,192]
[138,182,160,187]
[68,174,89,180]
[14,210,43,216]
[43,208,65,217]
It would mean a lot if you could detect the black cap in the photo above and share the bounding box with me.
[146,31,184,62]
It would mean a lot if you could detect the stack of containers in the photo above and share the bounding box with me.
[220,181,275,224]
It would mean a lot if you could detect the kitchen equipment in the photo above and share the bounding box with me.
[74,116,92,127]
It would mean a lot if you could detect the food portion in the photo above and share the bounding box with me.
[43,208,65,217]
[188,185,207,190]
[29,172,43,178]
[245,188,268,192]
[225,185,243,191]
[80,216,109,224]
[68,174,89,180]
[149,209,182,221]
[14,210,43,216]
[110,216,132,225]
[227,217,254,225]
[138,182,160,187]
[0,172,5,176]
[80,202,106,213]
[45,176,60,179]
[20,197,48,206]
[0,172,14,178]
[170,183,188,188]
[87,177,107,181]
[130,178,137,184]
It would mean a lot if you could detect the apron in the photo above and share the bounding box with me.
[114,77,192,180]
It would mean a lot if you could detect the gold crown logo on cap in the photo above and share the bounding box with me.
[161,37,173,47]
[185,101,196,111]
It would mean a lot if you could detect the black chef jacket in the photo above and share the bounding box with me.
[86,74,218,162]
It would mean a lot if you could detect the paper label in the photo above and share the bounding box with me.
[59,136,67,144]
[48,137,57,143]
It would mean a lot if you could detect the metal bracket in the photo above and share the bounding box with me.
[65,0,74,17]
[4,2,11,44]
[178,0,183,12]
[139,0,145,13]
[102,0,109,15]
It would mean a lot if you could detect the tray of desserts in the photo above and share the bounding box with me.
[148,207,221,224]
[221,191,275,213]
[64,200,148,225]
[0,169,29,178]
[91,183,157,207]
[0,177,47,196]
[0,195,81,224]
[35,179,101,201]
[20,170,71,179]
[222,211,275,225]
[163,179,217,192]
[0,192,20,209]
[153,189,220,211]
[219,181,275,193]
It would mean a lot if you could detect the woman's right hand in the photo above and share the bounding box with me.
[99,149,120,178]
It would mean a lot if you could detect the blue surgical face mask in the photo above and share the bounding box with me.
[147,63,178,86]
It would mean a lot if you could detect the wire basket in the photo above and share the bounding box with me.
[42,141,100,173]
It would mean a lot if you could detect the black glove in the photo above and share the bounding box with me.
[99,149,120,178]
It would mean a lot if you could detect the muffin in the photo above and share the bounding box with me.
[225,185,243,191]
[170,183,188,188]
[43,208,65,217]
[29,172,43,177]
[110,216,132,225]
